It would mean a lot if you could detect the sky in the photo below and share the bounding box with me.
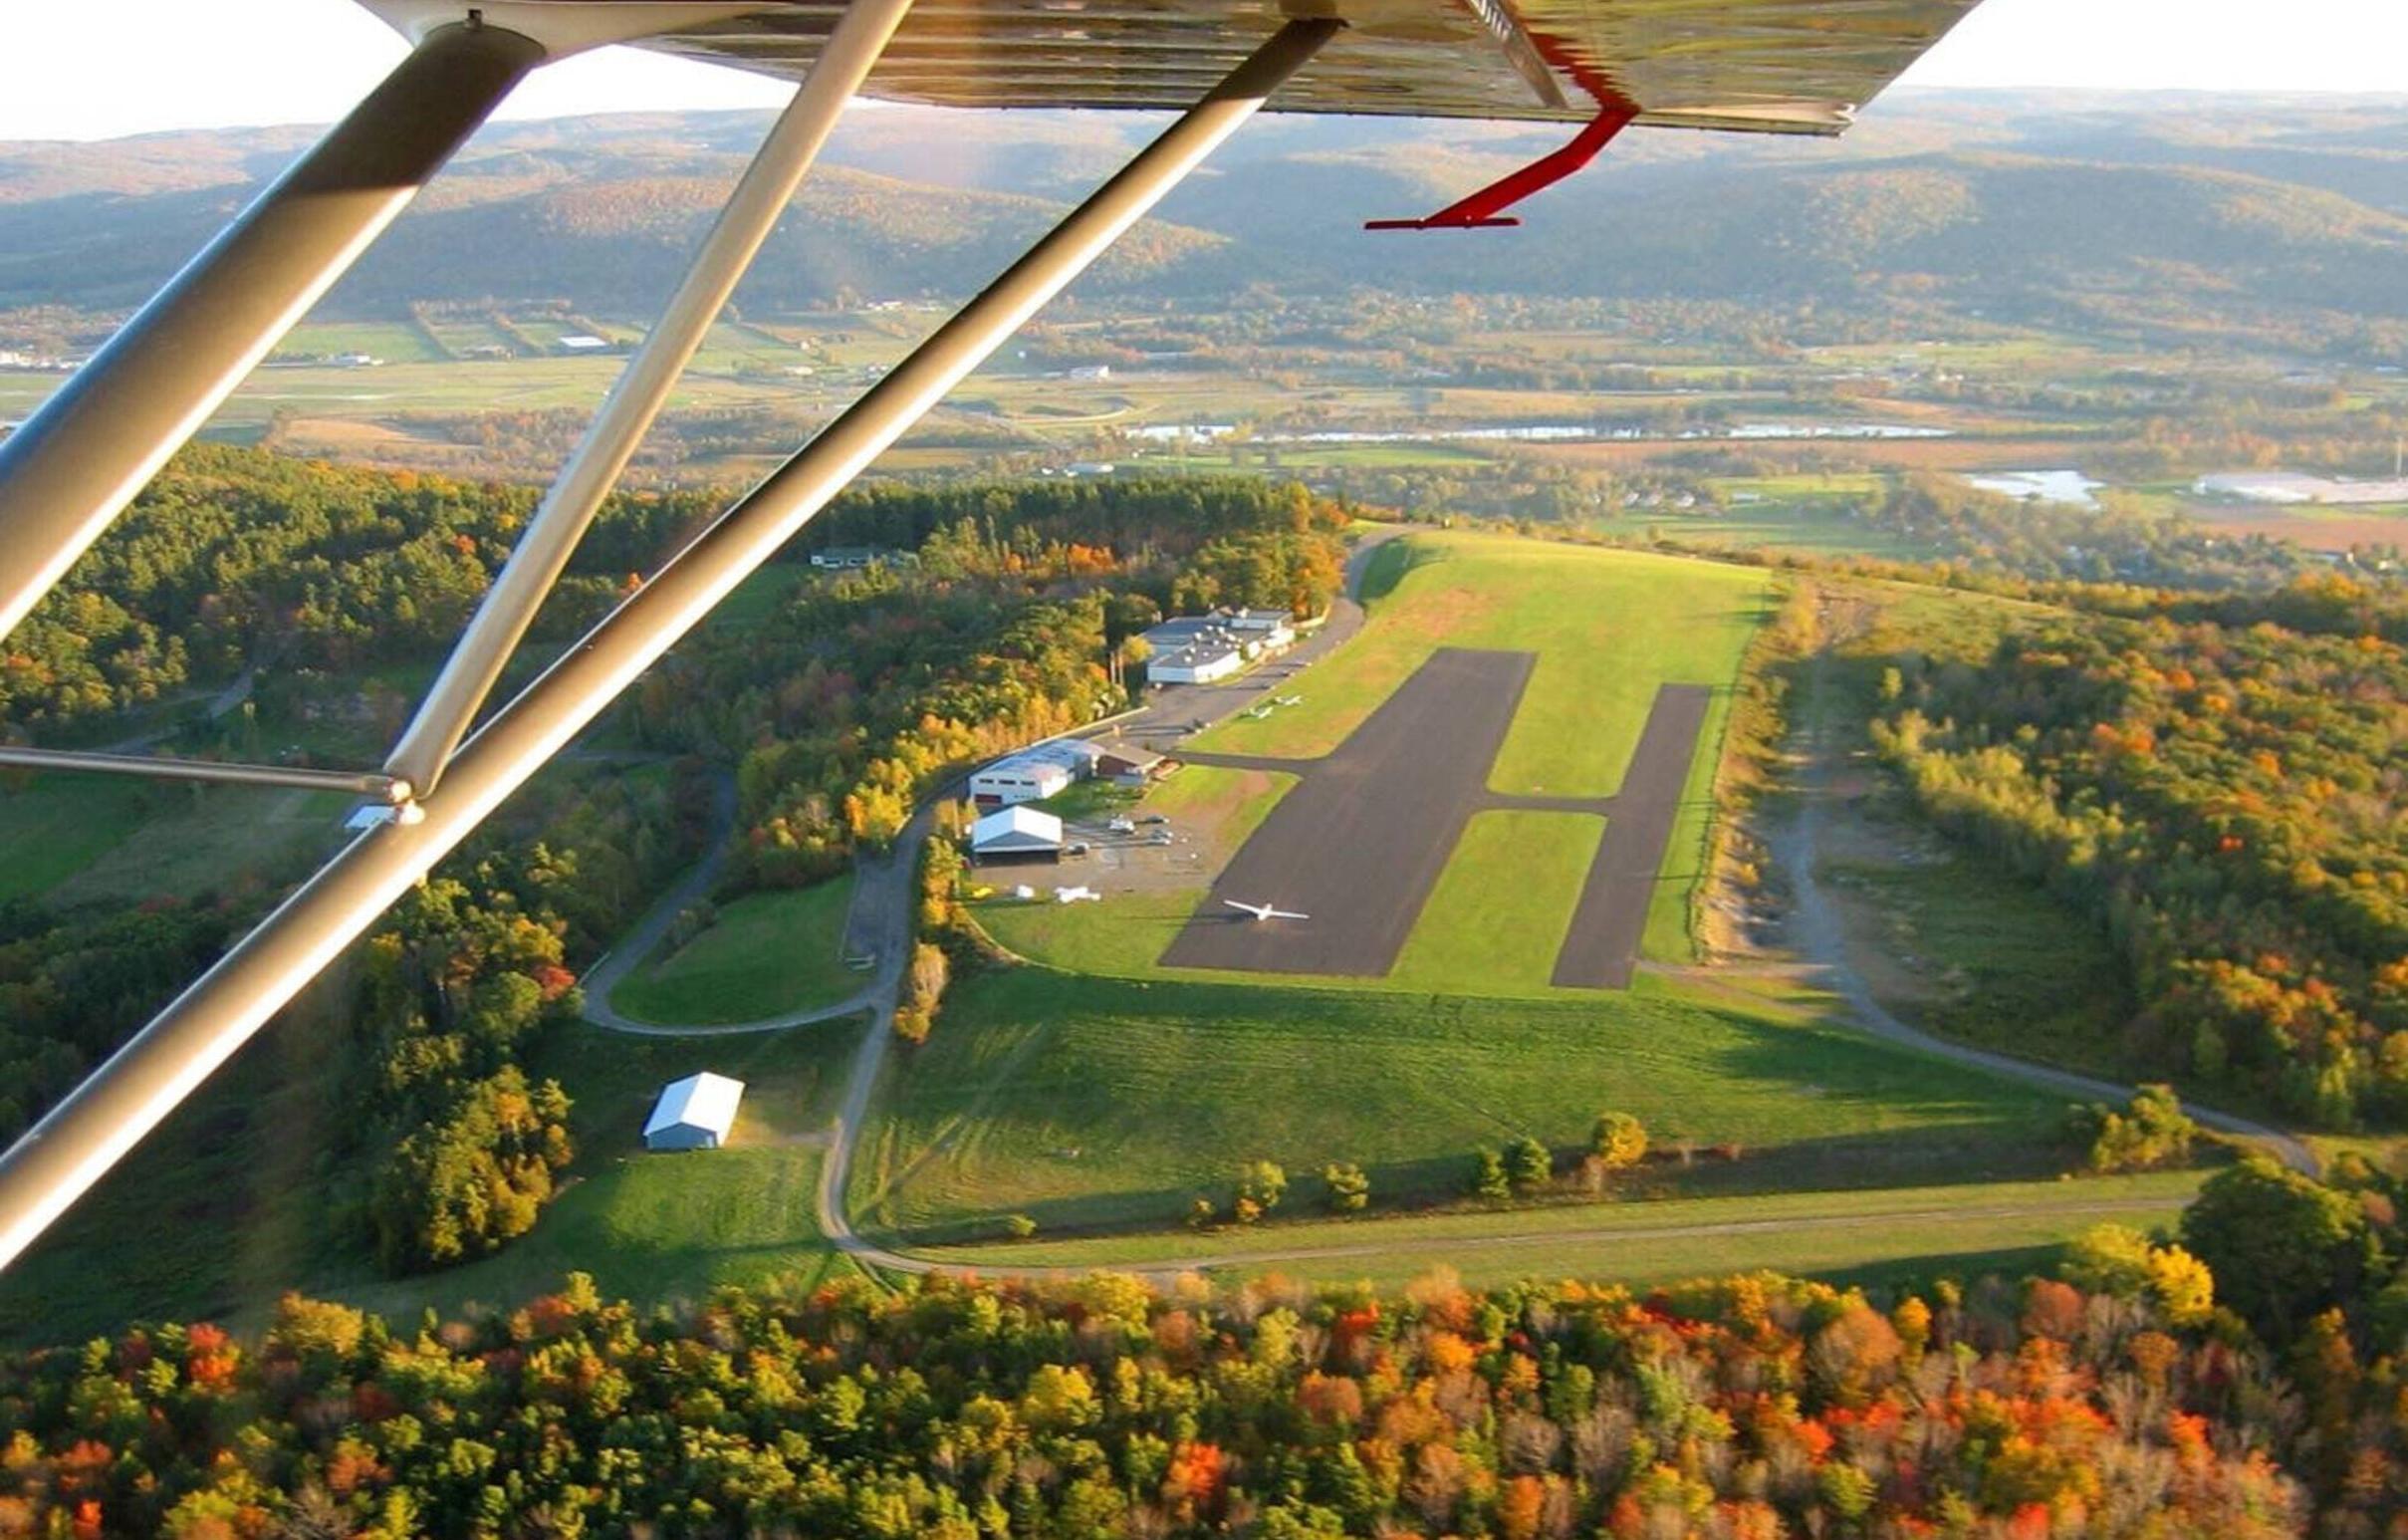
[2,0,2406,141]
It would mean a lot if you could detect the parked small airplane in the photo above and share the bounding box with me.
[1224,898,1309,921]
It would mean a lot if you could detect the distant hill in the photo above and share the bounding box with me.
[6,92,2408,348]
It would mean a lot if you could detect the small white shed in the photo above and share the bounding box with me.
[642,1072,746,1152]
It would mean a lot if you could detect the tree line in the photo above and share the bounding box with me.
[1868,602,2408,1127]
[0,1261,2313,1537]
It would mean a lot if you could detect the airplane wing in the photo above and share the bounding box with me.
[589,0,1986,133]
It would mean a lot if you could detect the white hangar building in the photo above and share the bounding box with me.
[642,1072,746,1152]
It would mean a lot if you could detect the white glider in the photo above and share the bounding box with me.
[1224,898,1309,921]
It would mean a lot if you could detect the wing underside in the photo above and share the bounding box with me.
[422,0,1986,132]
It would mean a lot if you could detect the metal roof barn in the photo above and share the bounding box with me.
[972,805,1067,857]
[642,1072,747,1152]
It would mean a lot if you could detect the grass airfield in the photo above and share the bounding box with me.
[863,531,2185,1282]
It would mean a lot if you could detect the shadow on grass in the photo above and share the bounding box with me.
[1355,537,1439,605]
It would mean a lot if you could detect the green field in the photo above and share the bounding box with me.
[913,1169,2206,1290]
[333,1020,868,1322]
[1820,854,2136,1081]
[848,966,2080,1246]
[0,773,152,899]
[607,877,860,1026]
[1193,532,1770,804]
[1387,811,1603,994]
[0,1015,866,1344]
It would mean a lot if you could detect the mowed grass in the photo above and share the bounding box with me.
[331,1020,869,1324]
[1388,811,1602,995]
[1142,763,1296,862]
[848,966,2078,1245]
[914,1169,2206,1291]
[607,878,859,1026]
[1193,533,1770,803]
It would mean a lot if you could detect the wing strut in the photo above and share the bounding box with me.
[0,15,1344,1277]
[1365,100,1635,231]
[0,19,547,641]
[385,0,920,796]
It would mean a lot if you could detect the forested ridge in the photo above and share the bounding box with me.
[18,98,2408,352]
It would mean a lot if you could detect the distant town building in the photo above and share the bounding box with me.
[1067,364,1112,381]
[558,334,610,352]
[332,352,383,368]
[971,805,1065,864]
[643,1072,746,1152]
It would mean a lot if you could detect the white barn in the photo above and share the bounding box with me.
[642,1072,746,1152]
[971,805,1065,863]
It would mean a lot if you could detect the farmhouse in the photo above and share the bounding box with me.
[971,805,1065,864]
[642,1072,746,1152]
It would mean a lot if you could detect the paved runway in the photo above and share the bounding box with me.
[1550,683,1712,989]
[1161,649,1711,989]
[1161,647,1535,976]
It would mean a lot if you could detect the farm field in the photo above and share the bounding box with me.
[845,966,2080,1247]
[914,1169,2208,1290]
[606,877,860,1026]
